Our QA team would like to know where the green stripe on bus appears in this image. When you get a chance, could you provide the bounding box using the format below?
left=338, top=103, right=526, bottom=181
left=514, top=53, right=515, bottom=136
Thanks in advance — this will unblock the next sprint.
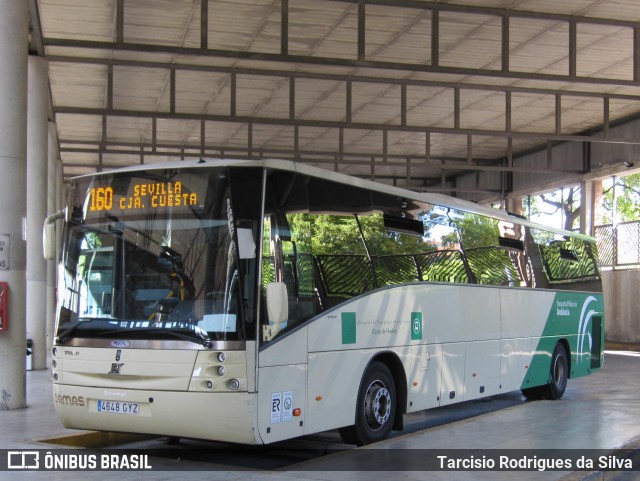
left=522, top=292, right=604, bottom=389
left=341, top=312, right=356, bottom=344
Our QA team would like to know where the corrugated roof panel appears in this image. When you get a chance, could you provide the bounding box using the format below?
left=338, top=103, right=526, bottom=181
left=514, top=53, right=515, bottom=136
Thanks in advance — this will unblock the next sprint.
left=559, top=96, right=605, bottom=134
left=155, top=118, right=202, bottom=145
left=288, top=0, right=357, bottom=59
left=49, top=63, right=108, bottom=109
left=365, top=5, right=431, bottom=64
left=387, top=131, right=429, bottom=157
left=113, top=66, right=171, bottom=112
left=510, top=93, right=556, bottom=134
left=406, top=86, right=455, bottom=129
left=508, top=18, right=568, bottom=74
left=576, top=24, right=633, bottom=79
left=105, top=116, right=153, bottom=144
left=351, top=83, right=402, bottom=125
left=56, top=113, right=103, bottom=142
left=460, top=90, right=506, bottom=131
left=252, top=124, right=294, bottom=150
left=236, top=74, right=290, bottom=118
left=40, top=0, right=116, bottom=42
left=204, top=121, right=250, bottom=148
left=438, top=12, right=502, bottom=70
left=175, top=70, right=231, bottom=115
left=294, top=79, right=346, bottom=122
left=208, top=0, right=281, bottom=53
left=124, top=0, right=200, bottom=47
left=298, top=126, right=340, bottom=152
left=343, top=129, right=383, bottom=155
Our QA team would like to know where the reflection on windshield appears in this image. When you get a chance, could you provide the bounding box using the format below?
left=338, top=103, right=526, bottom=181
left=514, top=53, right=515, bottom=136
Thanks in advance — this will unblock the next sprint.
left=57, top=169, right=246, bottom=343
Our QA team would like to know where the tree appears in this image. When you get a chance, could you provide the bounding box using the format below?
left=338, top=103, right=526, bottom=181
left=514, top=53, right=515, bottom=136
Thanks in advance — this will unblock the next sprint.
left=601, top=174, right=640, bottom=224
left=524, top=187, right=581, bottom=231
left=288, top=213, right=426, bottom=256
left=438, top=212, right=499, bottom=248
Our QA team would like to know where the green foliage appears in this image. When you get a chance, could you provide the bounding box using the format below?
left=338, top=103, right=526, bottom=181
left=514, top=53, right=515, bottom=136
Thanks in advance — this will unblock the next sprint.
left=288, top=213, right=426, bottom=255
left=85, top=232, right=103, bottom=249
left=602, top=174, right=640, bottom=223
left=440, top=212, right=499, bottom=248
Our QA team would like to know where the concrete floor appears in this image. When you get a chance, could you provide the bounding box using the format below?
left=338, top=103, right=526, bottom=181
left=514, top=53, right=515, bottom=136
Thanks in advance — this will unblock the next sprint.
left=1, top=351, right=639, bottom=480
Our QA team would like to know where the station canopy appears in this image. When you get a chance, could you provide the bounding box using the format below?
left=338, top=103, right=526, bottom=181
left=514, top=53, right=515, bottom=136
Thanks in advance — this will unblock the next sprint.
left=32, top=0, right=640, bottom=201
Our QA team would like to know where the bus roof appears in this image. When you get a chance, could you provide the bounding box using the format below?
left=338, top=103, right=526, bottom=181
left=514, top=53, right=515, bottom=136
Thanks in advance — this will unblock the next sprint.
left=73, top=157, right=595, bottom=242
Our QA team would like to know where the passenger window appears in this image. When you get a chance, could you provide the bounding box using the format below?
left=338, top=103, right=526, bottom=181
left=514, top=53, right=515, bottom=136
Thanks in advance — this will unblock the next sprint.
left=533, top=230, right=600, bottom=283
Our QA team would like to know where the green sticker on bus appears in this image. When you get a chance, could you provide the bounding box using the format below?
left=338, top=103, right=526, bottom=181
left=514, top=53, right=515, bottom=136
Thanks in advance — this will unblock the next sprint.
left=411, top=312, right=423, bottom=340
left=341, top=312, right=357, bottom=344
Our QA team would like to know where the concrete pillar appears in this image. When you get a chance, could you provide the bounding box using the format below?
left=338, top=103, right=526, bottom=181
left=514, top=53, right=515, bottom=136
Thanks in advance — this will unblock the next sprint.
left=580, top=180, right=595, bottom=236
left=0, top=0, right=29, bottom=409
left=593, top=180, right=605, bottom=227
left=26, top=56, right=49, bottom=371
left=505, top=196, right=523, bottom=216
left=56, top=161, right=64, bottom=262
left=46, top=122, right=58, bottom=356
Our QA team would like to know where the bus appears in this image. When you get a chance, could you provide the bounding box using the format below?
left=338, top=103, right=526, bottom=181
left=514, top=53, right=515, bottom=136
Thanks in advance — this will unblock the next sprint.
left=48, top=158, right=604, bottom=446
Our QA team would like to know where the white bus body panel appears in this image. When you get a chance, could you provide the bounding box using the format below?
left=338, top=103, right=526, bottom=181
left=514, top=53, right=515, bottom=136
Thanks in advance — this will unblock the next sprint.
left=257, top=365, right=307, bottom=443
left=53, top=384, right=261, bottom=445
left=259, top=327, right=307, bottom=367
left=500, top=289, right=556, bottom=340
left=464, top=340, right=501, bottom=401
left=57, top=348, right=198, bottom=390
left=440, top=342, right=466, bottom=405
left=407, top=343, right=442, bottom=411
left=305, top=347, right=411, bottom=435
left=500, top=337, right=533, bottom=392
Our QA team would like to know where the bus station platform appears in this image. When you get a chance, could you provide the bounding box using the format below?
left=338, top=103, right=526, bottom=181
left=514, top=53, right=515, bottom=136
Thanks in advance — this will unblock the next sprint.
left=1, top=350, right=640, bottom=481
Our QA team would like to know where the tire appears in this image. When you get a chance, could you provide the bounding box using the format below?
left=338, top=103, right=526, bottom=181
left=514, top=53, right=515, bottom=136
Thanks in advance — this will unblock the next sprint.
left=339, top=361, right=396, bottom=446
left=522, top=343, right=568, bottom=401
left=521, top=386, right=542, bottom=401
left=539, top=343, right=569, bottom=400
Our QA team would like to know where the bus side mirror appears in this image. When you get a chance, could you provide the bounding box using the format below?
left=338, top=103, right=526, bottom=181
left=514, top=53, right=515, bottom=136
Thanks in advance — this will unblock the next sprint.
left=263, top=282, right=288, bottom=341
left=43, top=210, right=65, bottom=261
left=43, top=223, right=56, bottom=261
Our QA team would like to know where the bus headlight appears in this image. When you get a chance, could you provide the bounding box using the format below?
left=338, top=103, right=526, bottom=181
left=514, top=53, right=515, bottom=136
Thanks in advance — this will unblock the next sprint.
left=228, top=379, right=240, bottom=391
left=217, top=366, right=225, bottom=376
left=217, top=352, right=225, bottom=363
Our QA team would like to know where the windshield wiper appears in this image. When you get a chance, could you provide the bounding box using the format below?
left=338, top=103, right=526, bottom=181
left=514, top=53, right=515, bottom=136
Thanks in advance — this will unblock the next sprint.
left=97, top=327, right=213, bottom=348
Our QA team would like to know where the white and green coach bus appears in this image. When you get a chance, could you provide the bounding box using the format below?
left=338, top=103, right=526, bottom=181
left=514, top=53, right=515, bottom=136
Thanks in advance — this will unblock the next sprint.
left=49, top=159, right=604, bottom=446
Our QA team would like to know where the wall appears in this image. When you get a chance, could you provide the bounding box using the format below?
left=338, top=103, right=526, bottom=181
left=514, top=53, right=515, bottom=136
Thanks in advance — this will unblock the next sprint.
left=602, top=270, right=640, bottom=346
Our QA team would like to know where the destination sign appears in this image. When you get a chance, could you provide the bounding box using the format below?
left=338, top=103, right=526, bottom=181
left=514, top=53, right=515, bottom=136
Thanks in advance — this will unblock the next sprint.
left=88, top=181, right=199, bottom=212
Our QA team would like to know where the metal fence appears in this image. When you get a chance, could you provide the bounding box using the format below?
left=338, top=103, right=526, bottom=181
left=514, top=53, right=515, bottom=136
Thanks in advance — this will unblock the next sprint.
left=594, top=221, right=640, bottom=268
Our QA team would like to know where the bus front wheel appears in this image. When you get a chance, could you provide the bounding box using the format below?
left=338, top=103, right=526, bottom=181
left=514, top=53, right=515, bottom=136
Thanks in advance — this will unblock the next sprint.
left=339, top=361, right=396, bottom=446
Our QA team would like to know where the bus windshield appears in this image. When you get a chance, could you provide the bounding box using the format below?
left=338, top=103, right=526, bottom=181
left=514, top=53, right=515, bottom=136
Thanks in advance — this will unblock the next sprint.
left=56, top=167, right=260, bottom=343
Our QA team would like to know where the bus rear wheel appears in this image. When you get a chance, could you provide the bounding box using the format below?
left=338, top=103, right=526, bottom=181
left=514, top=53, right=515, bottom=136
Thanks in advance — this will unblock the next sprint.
left=540, top=343, right=569, bottom=399
left=339, top=361, right=396, bottom=446
left=522, top=343, right=568, bottom=401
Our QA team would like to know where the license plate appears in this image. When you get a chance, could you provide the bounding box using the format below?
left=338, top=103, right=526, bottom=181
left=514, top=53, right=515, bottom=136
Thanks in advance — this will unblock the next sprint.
left=97, top=400, right=140, bottom=415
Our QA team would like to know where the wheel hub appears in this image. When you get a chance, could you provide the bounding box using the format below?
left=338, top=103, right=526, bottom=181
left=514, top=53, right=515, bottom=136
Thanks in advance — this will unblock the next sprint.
left=364, top=381, right=391, bottom=430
